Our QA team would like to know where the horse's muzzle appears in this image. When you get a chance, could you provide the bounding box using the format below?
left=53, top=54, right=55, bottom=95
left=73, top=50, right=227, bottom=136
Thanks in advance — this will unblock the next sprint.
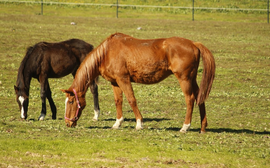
left=66, top=121, right=77, bottom=127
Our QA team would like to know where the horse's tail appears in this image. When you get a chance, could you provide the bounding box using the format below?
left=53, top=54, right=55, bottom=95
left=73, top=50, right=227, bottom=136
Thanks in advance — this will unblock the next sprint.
left=193, top=42, right=216, bottom=105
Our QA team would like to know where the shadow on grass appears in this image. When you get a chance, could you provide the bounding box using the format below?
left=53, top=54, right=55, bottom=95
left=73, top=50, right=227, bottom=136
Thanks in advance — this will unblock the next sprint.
left=103, top=117, right=170, bottom=122
left=86, top=126, right=112, bottom=129
left=49, top=116, right=268, bottom=135
left=166, top=127, right=270, bottom=135
left=207, top=128, right=270, bottom=135
left=84, top=125, right=270, bottom=135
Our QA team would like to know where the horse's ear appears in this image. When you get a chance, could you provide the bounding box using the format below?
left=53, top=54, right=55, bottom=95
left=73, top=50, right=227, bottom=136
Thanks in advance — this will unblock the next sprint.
left=61, top=89, right=70, bottom=93
left=61, top=89, right=74, bottom=96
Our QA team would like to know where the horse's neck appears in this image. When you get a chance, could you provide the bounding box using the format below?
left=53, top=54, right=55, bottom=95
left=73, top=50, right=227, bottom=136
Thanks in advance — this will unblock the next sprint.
left=17, top=68, right=32, bottom=96
left=70, top=38, right=106, bottom=95
left=71, top=73, right=99, bottom=96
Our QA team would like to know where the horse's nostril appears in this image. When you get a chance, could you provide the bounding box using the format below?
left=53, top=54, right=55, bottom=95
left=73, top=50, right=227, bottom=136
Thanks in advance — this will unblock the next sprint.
left=71, top=122, right=77, bottom=128
left=66, top=123, right=70, bottom=127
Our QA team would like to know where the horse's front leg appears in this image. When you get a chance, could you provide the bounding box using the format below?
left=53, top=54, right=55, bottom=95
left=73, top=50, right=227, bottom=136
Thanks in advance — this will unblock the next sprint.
left=116, top=79, right=143, bottom=130
left=111, top=83, right=124, bottom=129
left=89, top=79, right=100, bottom=121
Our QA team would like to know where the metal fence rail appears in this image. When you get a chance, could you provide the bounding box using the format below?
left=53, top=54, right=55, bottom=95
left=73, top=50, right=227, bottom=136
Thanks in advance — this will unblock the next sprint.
left=1, top=0, right=269, bottom=23
left=1, top=0, right=268, bottom=11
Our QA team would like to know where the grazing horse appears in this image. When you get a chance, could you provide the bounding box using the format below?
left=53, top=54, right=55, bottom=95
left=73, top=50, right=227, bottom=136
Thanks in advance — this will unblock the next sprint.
left=62, top=33, right=215, bottom=133
left=14, top=39, right=100, bottom=121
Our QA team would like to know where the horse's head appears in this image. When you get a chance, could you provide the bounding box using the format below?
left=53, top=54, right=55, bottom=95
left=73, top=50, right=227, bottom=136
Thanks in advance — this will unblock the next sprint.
left=62, top=89, right=86, bottom=127
left=14, top=86, right=29, bottom=119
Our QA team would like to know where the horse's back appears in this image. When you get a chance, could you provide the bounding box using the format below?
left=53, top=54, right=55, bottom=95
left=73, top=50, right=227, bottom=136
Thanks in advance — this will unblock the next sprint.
left=103, top=34, right=200, bottom=84
left=103, top=35, right=172, bottom=84
left=62, top=39, right=94, bottom=59
left=24, top=39, right=93, bottom=78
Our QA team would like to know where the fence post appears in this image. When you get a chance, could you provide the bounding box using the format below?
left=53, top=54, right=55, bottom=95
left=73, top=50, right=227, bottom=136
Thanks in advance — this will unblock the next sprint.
left=267, top=0, right=269, bottom=24
left=41, top=0, right=43, bottom=15
left=116, top=0, right=119, bottom=18
left=192, top=0, right=194, bottom=21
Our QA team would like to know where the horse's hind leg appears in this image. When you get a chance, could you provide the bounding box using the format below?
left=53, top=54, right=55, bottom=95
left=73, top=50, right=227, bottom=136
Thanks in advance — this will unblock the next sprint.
left=193, top=81, right=208, bottom=133
left=198, top=102, right=207, bottom=133
left=176, top=77, right=196, bottom=133
left=38, top=75, right=56, bottom=120
left=89, top=80, right=100, bottom=121
left=193, top=80, right=207, bottom=133
left=38, top=74, right=47, bottom=120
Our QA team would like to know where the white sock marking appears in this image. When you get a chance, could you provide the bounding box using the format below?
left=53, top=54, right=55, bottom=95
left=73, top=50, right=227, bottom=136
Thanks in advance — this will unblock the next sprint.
left=92, top=109, right=100, bottom=121
left=18, top=96, right=25, bottom=119
left=180, top=123, right=191, bottom=133
left=136, top=119, right=143, bottom=130
left=39, top=116, right=44, bottom=121
left=112, top=117, right=124, bottom=129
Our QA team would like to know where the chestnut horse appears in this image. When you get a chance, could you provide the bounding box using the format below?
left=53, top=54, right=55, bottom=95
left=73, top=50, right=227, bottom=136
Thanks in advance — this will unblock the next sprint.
left=62, top=33, right=215, bottom=133
left=14, top=39, right=100, bottom=121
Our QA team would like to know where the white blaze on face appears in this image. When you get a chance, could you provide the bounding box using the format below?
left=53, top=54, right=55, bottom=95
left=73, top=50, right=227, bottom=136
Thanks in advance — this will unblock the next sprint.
left=65, top=97, right=68, bottom=117
left=18, top=96, right=25, bottom=119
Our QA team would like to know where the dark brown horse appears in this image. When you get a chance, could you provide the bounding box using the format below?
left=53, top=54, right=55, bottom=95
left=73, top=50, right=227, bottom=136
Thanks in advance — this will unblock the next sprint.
left=62, top=33, right=215, bottom=133
left=14, top=39, right=100, bottom=121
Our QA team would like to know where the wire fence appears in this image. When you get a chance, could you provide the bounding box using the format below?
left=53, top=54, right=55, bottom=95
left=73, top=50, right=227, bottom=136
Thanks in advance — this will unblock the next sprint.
left=1, top=0, right=269, bottom=23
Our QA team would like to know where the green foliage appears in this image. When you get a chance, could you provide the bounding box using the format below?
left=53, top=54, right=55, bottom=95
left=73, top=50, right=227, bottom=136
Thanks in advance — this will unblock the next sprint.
left=0, top=2, right=270, bottom=168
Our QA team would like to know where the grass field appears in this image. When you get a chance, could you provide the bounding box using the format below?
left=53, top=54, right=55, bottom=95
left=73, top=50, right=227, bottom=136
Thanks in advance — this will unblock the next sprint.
left=1, top=0, right=269, bottom=22
left=0, top=2, right=270, bottom=168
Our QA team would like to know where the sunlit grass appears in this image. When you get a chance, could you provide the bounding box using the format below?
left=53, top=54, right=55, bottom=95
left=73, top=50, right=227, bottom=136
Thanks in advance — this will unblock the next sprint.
left=0, top=1, right=270, bottom=167
left=0, top=1, right=268, bottom=22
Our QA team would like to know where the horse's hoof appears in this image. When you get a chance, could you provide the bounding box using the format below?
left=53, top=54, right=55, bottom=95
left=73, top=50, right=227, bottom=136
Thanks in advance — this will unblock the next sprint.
left=38, top=115, right=45, bottom=121
left=93, top=110, right=100, bottom=121
left=180, top=123, right=190, bottom=133
left=200, top=130, right=206, bottom=134
left=112, top=117, right=124, bottom=129
left=112, top=126, right=119, bottom=129
left=179, top=129, right=187, bottom=133
left=38, top=117, right=44, bottom=121
left=135, top=119, right=143, bottom=130
left=92, top=115, right=99, bottom=121
left=135, top=126, right=143, bottom=130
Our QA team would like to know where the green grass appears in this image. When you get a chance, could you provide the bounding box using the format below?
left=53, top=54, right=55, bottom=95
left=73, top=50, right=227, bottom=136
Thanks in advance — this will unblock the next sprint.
left=0, top=2, right=270, bottom=168
left=1, top=0, right=269, bottom=22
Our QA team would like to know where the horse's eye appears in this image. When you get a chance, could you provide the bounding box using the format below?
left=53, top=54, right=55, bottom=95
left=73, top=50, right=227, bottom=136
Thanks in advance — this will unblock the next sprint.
left=69, top=101, right=73, bottom=104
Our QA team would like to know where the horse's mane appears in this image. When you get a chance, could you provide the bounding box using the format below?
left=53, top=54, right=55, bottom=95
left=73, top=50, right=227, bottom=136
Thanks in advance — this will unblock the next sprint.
left=72, top=35, right=112, bottom=93
left=16, top=45, right=36, bottom=90
left=71, top=33, right=132, bottom=93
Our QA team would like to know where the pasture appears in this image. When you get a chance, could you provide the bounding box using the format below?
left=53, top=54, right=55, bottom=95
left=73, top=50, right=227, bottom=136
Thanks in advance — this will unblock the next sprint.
left=0, top=2, right=270, bottom=168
